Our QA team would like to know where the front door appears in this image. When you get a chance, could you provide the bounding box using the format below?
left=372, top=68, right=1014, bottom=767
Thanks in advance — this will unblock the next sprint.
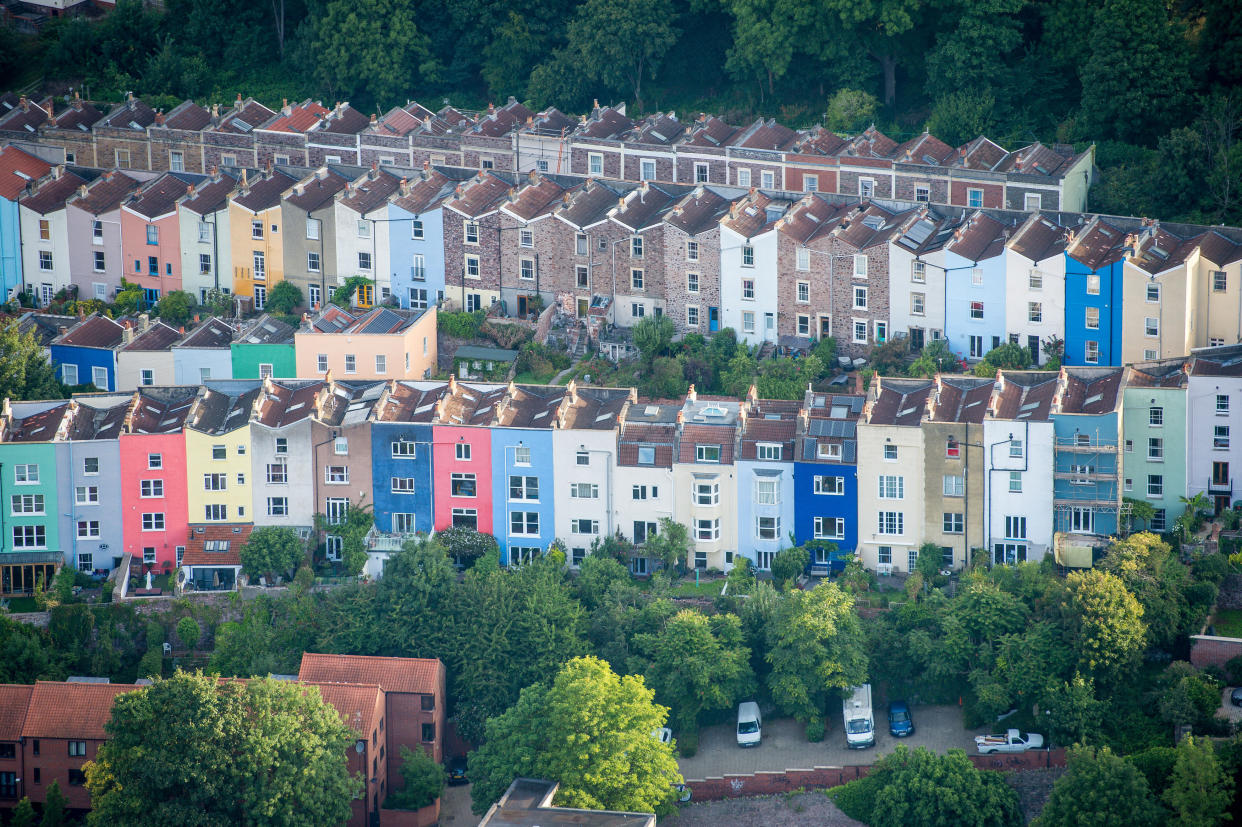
left=1028, top=335, right=1041, bottom=365
left=577, top=298, right=588, bottom=318
left=709, top=307, right=719, bottom=332
left=909, top=327, right=924, bottom=350
left=820, top=316, right=832, bottom=339
left=517, top=295, right=528, bottom=316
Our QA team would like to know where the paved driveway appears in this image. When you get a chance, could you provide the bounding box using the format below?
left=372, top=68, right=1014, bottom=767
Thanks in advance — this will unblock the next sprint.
left=439, top=783, right=478, bottom=826
left=678, top=704, right=988, bottom=780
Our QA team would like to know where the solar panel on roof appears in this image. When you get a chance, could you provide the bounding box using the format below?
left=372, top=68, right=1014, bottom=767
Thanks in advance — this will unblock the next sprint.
left=360, top=308, right=402, bottom=334
left=906, top=220, right=935, bottom=245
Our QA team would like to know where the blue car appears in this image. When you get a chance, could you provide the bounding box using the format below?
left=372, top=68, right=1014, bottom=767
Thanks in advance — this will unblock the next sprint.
left=888, top=701, right=914, bottom=737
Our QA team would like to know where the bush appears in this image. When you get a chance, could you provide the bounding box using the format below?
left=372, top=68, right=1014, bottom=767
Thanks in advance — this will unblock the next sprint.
left=804, top=716, right=826, bottom=742
left=678, top=728, right=699, bottom=757
left=1128, top=746, right=1178, bottom=792
left=439, top=310, right=486, bottom=339
left=480, top=321, right=532, bottom=349
left=1226, top=655, right=1242, bottom=686
left=770, top=546, right=810, bottom=591
left=176, top=617, right=200, bottom=650
left=384, top=746, right=445, bottom=811
left=102, top=581, right=113, bottom=603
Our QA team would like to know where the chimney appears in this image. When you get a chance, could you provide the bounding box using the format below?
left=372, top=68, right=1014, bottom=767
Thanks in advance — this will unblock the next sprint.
left=211, top=103, right=219, bottom=119
left=370, top=112, right=377, bottom=124
left=139, top=312, right=150, bottom=333
left=155, top=111, right=164, bottom=125
left=236, top=93, right=243, bottom=105
left=593, top=99, right=600, bottom=111
left=18, top=95, right=27, bottom=111
left=687, top=384, right=697, bottom=403
left=77, top=184, right=87, bottom=198
left=422, top=159, right=430, bottom=172
left=240, top=169, right=248, bottom=191
left=488, top=102, right=495, bottom=113
left=122, top=322, right=135, bottom=345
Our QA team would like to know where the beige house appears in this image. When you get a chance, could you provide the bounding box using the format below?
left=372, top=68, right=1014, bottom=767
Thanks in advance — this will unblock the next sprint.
left=294, top=304, right=437, bottom=381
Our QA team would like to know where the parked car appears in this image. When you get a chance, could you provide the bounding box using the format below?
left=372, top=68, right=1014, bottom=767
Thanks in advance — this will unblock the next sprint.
left=446, top=755, right=468, bottom=786
left=1231, top=687, right=1242, bottom=707
left=888, top=701, right=915, bottom=737
left=975, top=729, right=1044, bottom=754
left=736, top=701, right=762, bottom=747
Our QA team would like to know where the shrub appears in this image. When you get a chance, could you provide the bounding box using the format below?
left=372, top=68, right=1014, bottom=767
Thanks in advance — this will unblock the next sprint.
left=804, top=716, right=826, bottom=742
left=384, top=746, right=445, bottom=811
left=480, top=321, right=532, bottom=349
left=439, top=310, right=486, bottom=339
left=678, top=728, right=699, bottom=757
left=1127, top=746, right=1179, bottom=792
left=176, top=617, right=200, bottom=650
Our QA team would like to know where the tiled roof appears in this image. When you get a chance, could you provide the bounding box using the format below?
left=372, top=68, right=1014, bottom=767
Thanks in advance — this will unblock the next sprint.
left=833, top=204, right=907, bottom=251
left=180, top=171, right=240, bottom=216
left=68, top=170, right=141, bottom=215
left=777, top=194, right=850, bottom=244
left=501, top=174, right=572, bottom=222
left=187, top=385, right=263, bottom=434
left=681, top=115, right=738, bottom=148
left=0, top=144, right=52, bottom=201
left=558, top=384, right=632, bottom=430
left=298, top=652, right=442, bottom=695
left=338, top=168, right=402, bottom=216
left=214, top=98, right=277, bottom=135
left=66, top=398, right=128, bottom=440
left=665, top=186, right=730, bottom=236
left=435, top=380, right=508, bottom=426
left=1124, top=360, right=1187, bottom=390
left=677, top=423, right=737, bottom=464
left=839, top=126, right=898, bottom=159
left=0, top=97, right=50, bottom=133
left=303, top=306, right=428, bottom=336
left=989, top=371, right=1059, bottom=420
left=125, top=387, right=198, bottom=434
left=996, top=142, right=1075, bottom=177
left=18, top=311, right=77, bottom=346
left=20, top=169, right=89, bottom=214
left=952, top=136, right=1008, bottom=170
left=181, top=523, right=254, bottom=567
left=629, top=112, right=682, bottom=145
left=1128, top=227, right=1198, bottom=274
left=524, top=107, right=577, bottom=136
left=1008, top=214, right=1071, bottom=262
left=311, top=103, right=370, bottom=135
left=894, top=132, right=956, bottom=166
left=176, top=317, right=238, bottom=349
left=55, top=313, right=125, bottom=348
left=285, top=168, right=350, bottom=212
left=927, top=375, right=994, bottom=424
left=3, top=402, right=73, bottom=443
left=51, top=101, right=104, bottom=131
left=232, top=169, right=297, bottom=213
left=1196, top=230, right=1242, bottom=267
left=307, top=682, right=383, bottom=736
left=236, top=314, right=295, bottom=345
left=392, top=167, right=474, bottom=214
left=253, top=379, right=324, bottom=427
left=946, top=211, right=1009, bottom=262
left=721, top=190, right=777, bottom=237
left=0, top=684, right=32, bottom=740
left=445, top=171, right=514, bottom=218
left=617, top=420, right=676, bottom=467
left=609, top=182, right=679, bottom=231
left=99, top=98, right=156, bottom=130
left=555, top=179, right=624, bottom=229
left=121, top=320, right=182, bottom=352
left=494, top=384, right=566, bottom=428
left=21, top=681, right=142, bottom=740
left=1189, top=344, right=1242, bottom=377
left=1067, top=218, right=1130, bottom=270
left=1056, top=367, right=1123, bottom=414
left=125, top=172, right=206, bottom=219
left=471, top=99, right=534, bottom=138
left=161, top=100, right=212, bottom=131
left=575, top=105, right=634, bottom=140
left=738, top=400, right=799, bottom=460
left=262, top=99, right=330, bottom=133
left=867, top=377, right=933, bottom=426
left=373, top=380, right=448, bottom=422
left=794, top=126, right=847, bottom=156
left=731, top=118, right=797, bottom=151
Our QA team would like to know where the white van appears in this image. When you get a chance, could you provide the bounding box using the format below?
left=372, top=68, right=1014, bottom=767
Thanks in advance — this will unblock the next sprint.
left=736, top=701, right=762, bottom=747
left=843, top=685, right=875, bottom=749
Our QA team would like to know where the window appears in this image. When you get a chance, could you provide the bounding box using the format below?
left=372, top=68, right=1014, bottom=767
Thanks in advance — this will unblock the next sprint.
left=1028, top=301, right=1042, bottom=323
left=1219, top=394, right=1230, bottom=414
left=517, top=228, right=533, bottom=249
left=325, top=465, right=349, bottom=484
left=878, top=546, right=892, bottom=565
left=1009, top=471, right=1023, bottom=492
left=450, top=473, right=476, bottom=497
left=756, top=443, right=782, bottom=461
left=1144, top=349, right=1159, bottom=360
left=696, top=445, right=721, bottom=463
left=80, top=456, right=99, bottom=476
left=1214, top=271, right=1227, bottom=292
left=93, top=250, right=106, bottom=272
left=695, top=480, right=720, bottom=505
left=266, top=462, right=287, bottom=484
left=943, top=474, right=964, bottom=496
left=761, top=170, right=775, bottom=189
left=813, top=516, right=845, bottom=540
left=510, top=511, right=539, bottom=535
left=139, top=368, right=154, bottom=386
left=796, top=248, right=811, bottom=271
left=373, top=353, right=387, bottom=375
left=204, top=473, right=227, bottom=491
left=588, top=153, right=603, bottom=175
left=1145, top=317, right=1159, bottom=337
left=797, top=315, right=810, bottom=335
left=640, top=159, right=656, bottom=181
left=148, top=453, right=162, bottom=469
left=572, top=519, right=600, bottom=535
left=943, top=512, right=964, bottom=534
left=142, top=513, right=165, bottom=531
left=859, top=178, right=875, bottom=198
left=967, top=188, right=983, bottom=208
left=1085, top=341, right=1099, bottom=364
left=854, top=286, right=868, bottom=310
left=1152, top=509, right=1167, bottom=532
left=38, top=250, right=52, bottom=271
left=12, top=493, right=45, bottom=513
left=1028, top=269, right=1043, bottom=289
left=907, top=291, right=925, bottom=316
left=140, top=479, right=163, bottom=498
left=455, top=442, right=472, bottom=461
left=509, top=475, right=539, bottom=500
left=14, top=464, right=38, bottom=484
left=74, top=486, right=96, bottom=505
left=344, top=354, right=356, bottom=373
left=695, top=162, right=709, bottom=183
left=92, top=365, right=108, bottom=387
left=878, top=475, right=904, bottom=499
left=267, top=497, right=288, bottom=516
left=77, top=520, right=102, bottom=541
left=571, top=483, right=599, bottom=499
left=61, top=364, right=77, bottom=385
left=421, top=722, right=436, bottom=743
left=317, top=353, right=328, bottom=373
left=68, top=740, right=88, bottom=758
left=686, top=305, right=700, bottom=327
left=464, top=254, right=480, bottom=278
left=1148, top=437, right=1164, bottom=460
left=970, top=301, right=984, bottom=320
left=1146, top=283, right=1160, bottom=303
left=754, top=479, right=778, bottom=505
left=879, top=444, right=896, bottom=462
left=305, top=251, right=321, bottom=273
left=637, top=446, right=655, bottom=465
left=878, top=512, right=904, bottom=535
left=756, top=516, right=779, bottom=540
left=464, top=221, right=479, bottom=244
left=249, top=219, right=263, bottom=240
left=252, top=250, right=265, bottom=281
left=1215, top=426, right=1230, bottom=449
left=695, top=518, right=720, bottom=541
left=1005, top=516, right=1027, bottom=539
left=253, top=285, right=266, bottom=310
left=1148, top=474, right=1163, bottom=497
left=853, top=320, right=868, bottom=343
left=357, top=251, right=372, bottom=271
left=1086, top=275, right=1100, bottom=295
left=12, top=525, right=45, bottom=548
left=809, top=474, right=843, bottom=495
left=630, top=236, right=644, bottom=258
left=630, top=268, right=644, bottom=290
left=1009, top=439, right=1024, bottom=458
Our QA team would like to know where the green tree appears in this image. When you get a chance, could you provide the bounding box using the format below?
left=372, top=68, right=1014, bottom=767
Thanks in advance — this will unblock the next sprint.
left=908, top=339, right=960, bottom=378
left=723, top=0, right=808, bottom=100
left=1035, top=745, right=1161, bottom=827
left=330, top=275, right=376, bottom=309
left=154, top=290, right=194, bottom=326
left=973, top=342, right=1032, bottom=377
left=40, top=780, right=68, bottom=827
left=312, top=0, right=438, bottom=108
left=263, top=280, right=303, bottom=316
left=0, top=320, right=65, bottom=401
left=926, top=90, right=998, bottom=148
left=314, top=500, right=373, bottom=576
left=1163, top=735, right=1233, bottom=827
left=924, top=0, right=1024, bottom=102
left=385, top=746, right=445, bottom=810
left=575, top=554, right=632, bottom=611
left=770, top=545, right=809, bottom=590
left=629, top=610, right=755, bottom=733
left=824, top=88, right=879, bottom=133
left=240, top=526, right=305, bottom=581
left=725, top=556, right=756, bottom=595
left=11, top=797, right=36, bottom=827
left=435, top=525, right=499, bottom=569
left=1065, top=569, right=1145, bottom=687
left=468, top=656, right=682, bottom=815
left=916, top=542, right=944, bottom=584
left=632, top=314, right=675, bottom=366
left=766, top=580, right=867, bottom=731
left=175, top=616, right=200, bottom=650
left=820, top=0, right=927, bottom=107
left=1044, top=674, right=1105, bottom=747
left=113, top=280, right=146, bottom=315
left=645, top=518, right=692, bottom=572
left=85, top=672, right=361, bottom=826
left=561, top=0, right=678, bottom=112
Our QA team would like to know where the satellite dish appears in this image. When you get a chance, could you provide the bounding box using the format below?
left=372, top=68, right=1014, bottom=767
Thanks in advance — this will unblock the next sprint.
left=355, top=740, right=365, bottom=754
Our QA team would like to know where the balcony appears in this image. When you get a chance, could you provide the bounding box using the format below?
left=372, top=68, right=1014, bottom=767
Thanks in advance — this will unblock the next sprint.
left=1209, top=478, right=1233, bottom=495
left=1054, top=470, right=1116, bottom=482
left=1055, top=437, right=1118, bottom=453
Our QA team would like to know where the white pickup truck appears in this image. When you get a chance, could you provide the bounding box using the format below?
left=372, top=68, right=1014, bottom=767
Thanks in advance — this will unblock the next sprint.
left=975, top=729, right=1044, bottom=754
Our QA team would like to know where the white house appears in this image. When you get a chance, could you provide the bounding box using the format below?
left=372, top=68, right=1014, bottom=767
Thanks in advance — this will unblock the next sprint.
left=719, top=190, right=783, bottom=345
left=888, top=212, right=952, bottom=351
left=984, top=371, right=1057, bottom=563
left=178, top=171, right=237, bottom=306
left=1003, top=213, right=1068, bottom=366
left=20, top=167, right=83, bottom=304
left=1187, top=345, right=1242, bottom=512
left=613, top=402, right=679, bottom=575
left=334, top=168, right=402, bottom=304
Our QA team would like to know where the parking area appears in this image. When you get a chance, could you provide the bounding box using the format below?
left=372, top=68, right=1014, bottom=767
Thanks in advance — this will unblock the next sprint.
left=1221, top=687, right=1242, bottom=723
left=439, top=783, right=477, bottom=826
left=677, top=704, right=989, bottom=780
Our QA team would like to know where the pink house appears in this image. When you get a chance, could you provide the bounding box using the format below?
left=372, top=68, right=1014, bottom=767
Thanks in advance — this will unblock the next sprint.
left=118, top=389, right=195, bottom=571
left=430, top=379, right=500, bottom=534
left=119, top=172, right=204, bottom=303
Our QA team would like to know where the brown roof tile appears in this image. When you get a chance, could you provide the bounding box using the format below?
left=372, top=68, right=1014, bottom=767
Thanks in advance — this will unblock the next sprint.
left=21, top=681, right=142, bottom=740
left=988, top=370, right=1059, bottom=420
left=1067, top=218, right=1130, bottom=271
left=777, top=194, right=850, bottom=244
left=125, top=387, right=198, bottom=434
left=680, top=115, right=739, bottom=148
left=285, top=168, right=350, bottom=213
left=575, top=105, right=635, bottom=140
left=51, top=101, right=104, bottom=131
left=299, top=653, right=442, bottom=695
left=555, top=179, right=624, bottom=229
left=731, top=118, right=797, bottom=151
left=629, top=112, right=682, bottom=145
left=501, top=174, right=573, bottom=222
left=893, top=132, right=956, bottom=166
left=927, top=375, right=994, bottom=423
left=55, top=314, right=125, bottom=348
left=68, top=171, right=141, bottom=215
left=839, top=126, right=897, bottom=158
left=952, top=136, right=1008, bottom=170
left=214, top=98, right=277, bottom=135
left=180, top=171, right=240, bottom=216
left=1123, top=360, right=1187, bottom=389
left=99, top=98, right=156, bottom=130
left=471, top=99, right=534, bottom=138
left=233, top=169, right=297, bottom=213
left=161, top=100, right=212, bottom=131
left=0, top=97, right=50, bottom=133
left=1008, top=214, right=1071, bottom=261
left=339, top=168, right=402, bottom=215
left=253, top=379, right=324, bottom=427
left=20, top=169, right=89, bottom=215
left=721, top=190, right=777, bottom=237
left=946, top=212, right=1009, bottom=262
left=524, top=106, right=577, bottom=136
left=181, top=523, right=254, bottom=567
left=495, top=384, right=566, bottom=428
left=311, top=103, right=370, bottom=135
left=1056, top=367, right=1123, bottom=414
left=609, top=182, right=678, bottom=231
left=1196, top=230, right=1242, bottom=267
left=373, top=381, right=448, bottom=422
left=445, top=171, right=514, bottom=218
left=121, top=320, right=182, bottom=352
left=866, top=377, right=933, bottom=426
left=307, top=682, right=382, bottom=736
left=176, top=317, right=238, bottom=349
left=1189, top=344, right=1242, bottom=377
left=0, top=684, right=31, bottom=740
left=125, top=172, right=206, bottom=220
left=617, top=420, right=676, bottom=467
left=435, top=380, right=508, bottom=426
left=677, top=423, right=737, bottom=464
left=0, top=145, right=52, bottom=201
left=263, top=99, right=330, bottom=133
left=664, top=186, right=730, bottom=236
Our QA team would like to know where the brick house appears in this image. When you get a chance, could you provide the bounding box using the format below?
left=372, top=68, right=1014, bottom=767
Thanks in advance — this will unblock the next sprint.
left=661, top=185, right=729, bottom=335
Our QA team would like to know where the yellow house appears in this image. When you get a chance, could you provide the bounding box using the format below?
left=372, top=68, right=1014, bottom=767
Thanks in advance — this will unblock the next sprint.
left=295, top=304, right=439, bottom=381
left=229, top=169, right=297, bottom=312
left=184, top=385, right=263, bottom=525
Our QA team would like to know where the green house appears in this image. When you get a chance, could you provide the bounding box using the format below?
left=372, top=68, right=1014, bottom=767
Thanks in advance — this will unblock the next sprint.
left=230, top=314, right=297, bottom=379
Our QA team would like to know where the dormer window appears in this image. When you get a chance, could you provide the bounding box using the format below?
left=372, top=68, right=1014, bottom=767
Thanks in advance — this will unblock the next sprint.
left=756, top=442, right=781, bottom=460
left=696, top=445, right=721, bottom=463
left=818, top=443, right=842, bottom=460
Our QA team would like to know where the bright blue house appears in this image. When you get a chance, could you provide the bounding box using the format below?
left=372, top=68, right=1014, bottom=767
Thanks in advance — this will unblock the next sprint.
left=793, top=393, right=862, bottom=568
left=49, top=314, right=125, bottom=391
left=488, top=386, right=562, bottom=565
left=371, top=420, right=435, bottom=536
left=944, top=212, right=1008, bottom=362
left=1064, top=218, right=1127, bottom=366
left=0, top=146, right=52, bottom=300
left=389, top=169, right=464, bottom=312
left=1050, top=367, right=1124, bottom=538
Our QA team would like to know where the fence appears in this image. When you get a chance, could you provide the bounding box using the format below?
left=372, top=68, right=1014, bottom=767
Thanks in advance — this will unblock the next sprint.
left=682, top=749, right=1066, bottom=802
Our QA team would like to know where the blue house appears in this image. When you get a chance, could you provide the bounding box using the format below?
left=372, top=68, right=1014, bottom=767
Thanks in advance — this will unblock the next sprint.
left=1050, top=367, right=1124, bottom=538
left=735, top=396, right=799, bottom=568
left=369, top=381, right=444, bottom=536
left=389, top=169, right=466, bottom=312
left=488, top=385, right=563, bottom=565
left=943, top=212, right=1008, bottom=362
left=1064, top=218, right=1127, bottom=366
left=0, top=146, right=52, bottom=301
left=49, top=314, right=126, bottom=391
left=793, top=392, right=862, bottom=567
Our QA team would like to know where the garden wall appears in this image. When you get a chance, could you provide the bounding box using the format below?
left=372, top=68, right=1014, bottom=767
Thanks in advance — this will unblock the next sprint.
left=378, top=800, right=439, bottom=827
left=1190, top=634, right=1242, bottom=669
left=682, top=749, right=1067, bottom=802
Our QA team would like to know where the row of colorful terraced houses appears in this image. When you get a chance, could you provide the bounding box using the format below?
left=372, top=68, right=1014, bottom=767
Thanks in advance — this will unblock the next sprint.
left=3, top=139, right=1242, bottom=367
left=2, top=345, right=1241, bottom=594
